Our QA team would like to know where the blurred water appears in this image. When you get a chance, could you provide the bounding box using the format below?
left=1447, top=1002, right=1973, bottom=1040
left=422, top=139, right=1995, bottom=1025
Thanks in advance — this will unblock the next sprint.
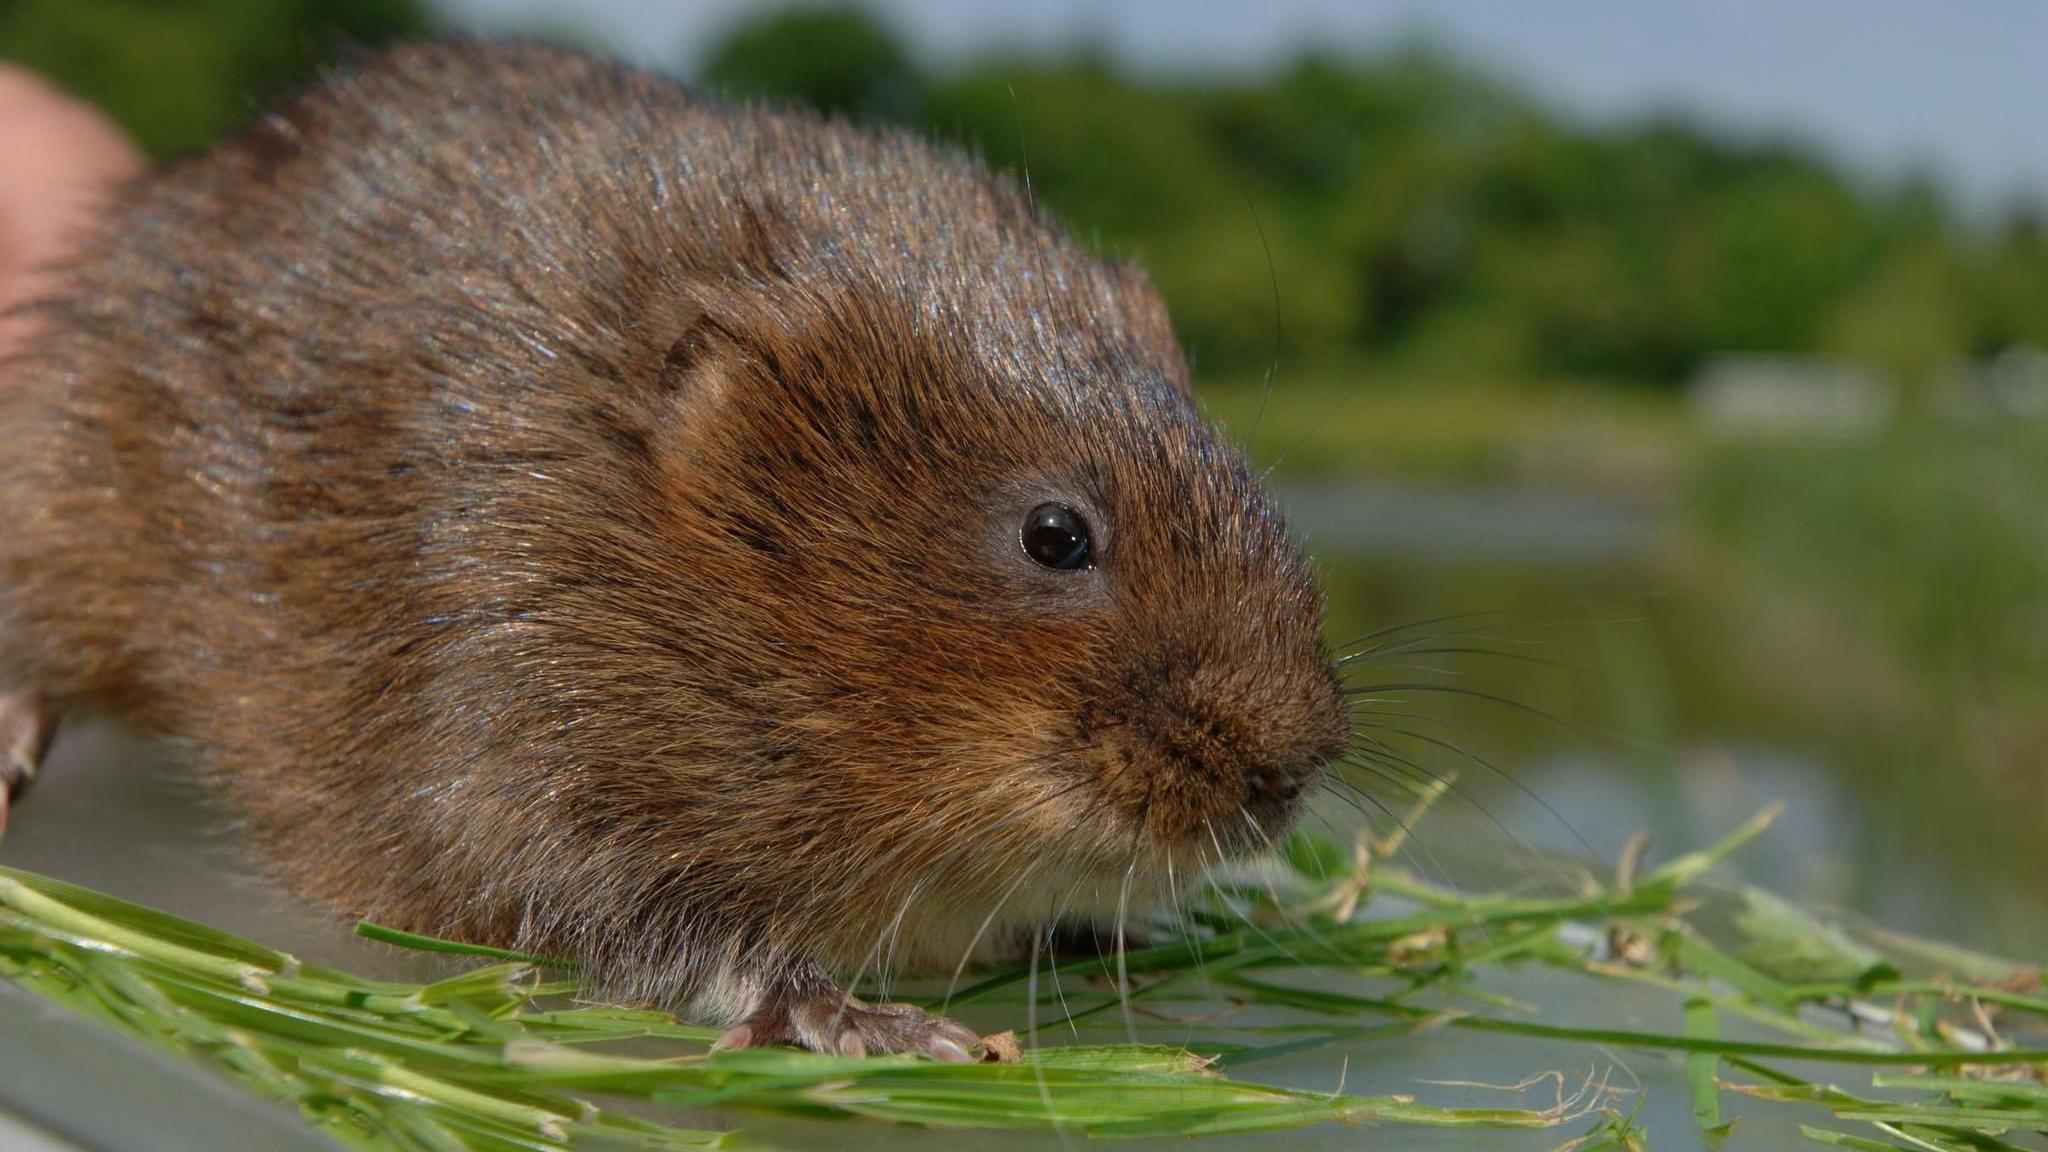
left=1301, top=480, right=2046, bottom=960
left=1282, top=481, right=1659, bottom=564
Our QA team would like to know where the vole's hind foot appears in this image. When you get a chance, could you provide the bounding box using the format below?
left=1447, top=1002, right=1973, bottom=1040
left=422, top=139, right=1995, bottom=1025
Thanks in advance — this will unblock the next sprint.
left=716, top=987, right=990, bottom=1062
left=0, top=692, right=58, bottom=839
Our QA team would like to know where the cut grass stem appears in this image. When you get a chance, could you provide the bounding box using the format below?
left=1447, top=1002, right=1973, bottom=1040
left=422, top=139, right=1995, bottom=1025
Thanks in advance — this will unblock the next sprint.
left=1, top=804, right=2043, bottom=1150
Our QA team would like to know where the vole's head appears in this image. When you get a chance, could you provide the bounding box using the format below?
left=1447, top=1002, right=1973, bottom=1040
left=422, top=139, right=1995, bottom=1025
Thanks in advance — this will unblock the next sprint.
left=635, top=191, right=1349, bottom=928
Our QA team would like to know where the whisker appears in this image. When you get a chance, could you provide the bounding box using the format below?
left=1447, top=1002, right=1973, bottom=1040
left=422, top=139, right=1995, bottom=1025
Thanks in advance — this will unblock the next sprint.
left=1160, top=842, right=1216, bottom=997
left=1322, top=766, right=1418, bottom=833
left=1332, top=605, right=1651, bottom=668
left=1339, top=643, right=1579, bottom=673
left=1022, top=917, right=1070, bottom=1145
left=1242, top=187, right=1284, bottom=456
left=940, top=864, right=1042, bottom=1009
left=1360, top=722, right=1598, bottom=861
left=1111, top=787, right=1151, bottom=1050
left=1338, top=627, right=1547, bottom=665
left=1323, top=762, right=1477, bottom=937
left=1197, top=815, right=1312, bottom=965
left=1349, top=706, right=1485, bottom=734
left=1231, top=803, right=1367, bottom=968
left=1328, top=608, right=1528, bottom=655
left=1339, top=680, right=1583, bottom=734
left=1340, top=747, right=1525, bottom=853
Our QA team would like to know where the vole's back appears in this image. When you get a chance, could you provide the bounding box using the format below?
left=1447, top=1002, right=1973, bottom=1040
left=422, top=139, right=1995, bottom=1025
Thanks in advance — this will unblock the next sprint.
left=0, top=41, right=1141, bottom=756
left=3, top=34, right=1188, bottom=953
left=0, top=43, right=1344, bottom=1045
left=1, top=47, right=699, bottom=789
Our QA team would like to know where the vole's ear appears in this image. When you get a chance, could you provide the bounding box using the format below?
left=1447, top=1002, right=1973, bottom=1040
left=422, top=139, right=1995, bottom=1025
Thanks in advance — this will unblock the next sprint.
left=655, top=309, right=725, bottom=396
left=1116, top=262, right=1191, bottom=397
left=635, top=300, right=749, bottom=425
left=645, top=199, right=794, bottom=401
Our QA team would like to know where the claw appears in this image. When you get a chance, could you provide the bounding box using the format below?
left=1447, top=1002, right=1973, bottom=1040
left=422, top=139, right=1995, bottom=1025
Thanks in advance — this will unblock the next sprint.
left=0, top=691, right=56, bottom=842
left=727, top=984, right=989, bottom=1061
left=935, top=1019, right=981, bottom=1050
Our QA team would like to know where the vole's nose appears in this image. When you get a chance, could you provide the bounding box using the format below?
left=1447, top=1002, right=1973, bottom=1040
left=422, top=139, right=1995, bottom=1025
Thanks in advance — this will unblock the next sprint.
left=1246, top=763, right=1313, bottom=805
left=1246, top=675, right=1349, bottom=810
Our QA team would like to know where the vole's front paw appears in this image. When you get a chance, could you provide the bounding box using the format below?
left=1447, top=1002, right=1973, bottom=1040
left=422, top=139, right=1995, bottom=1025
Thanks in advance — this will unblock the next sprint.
left=716, top=988, right=986, bottom=1062
left=0, top=692, right=57, bottom=839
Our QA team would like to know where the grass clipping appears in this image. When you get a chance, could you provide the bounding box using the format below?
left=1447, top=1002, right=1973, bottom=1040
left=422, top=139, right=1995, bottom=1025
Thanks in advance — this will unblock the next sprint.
left=1, top=801, right=2044, bottom=1150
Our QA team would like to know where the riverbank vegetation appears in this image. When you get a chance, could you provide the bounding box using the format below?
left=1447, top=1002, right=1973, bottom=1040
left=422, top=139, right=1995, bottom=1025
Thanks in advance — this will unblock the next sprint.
left=8, top=2, right=2048, bottom=389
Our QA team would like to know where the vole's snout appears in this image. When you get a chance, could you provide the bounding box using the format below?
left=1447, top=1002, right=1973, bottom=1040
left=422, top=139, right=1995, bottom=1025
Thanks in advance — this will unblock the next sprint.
left=1244, top=667, right=1351, bottom=821
left=1099, top=640, right=1351, bottom=858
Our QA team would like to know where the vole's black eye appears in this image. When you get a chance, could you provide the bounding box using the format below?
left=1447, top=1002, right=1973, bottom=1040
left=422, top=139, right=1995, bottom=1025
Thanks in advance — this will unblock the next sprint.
left=1021, top=503, right=1092, bottom=571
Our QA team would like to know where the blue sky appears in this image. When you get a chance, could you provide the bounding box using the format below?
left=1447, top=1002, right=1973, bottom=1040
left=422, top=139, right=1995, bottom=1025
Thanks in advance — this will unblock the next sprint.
left=434, top=0, right=2048, bottom=212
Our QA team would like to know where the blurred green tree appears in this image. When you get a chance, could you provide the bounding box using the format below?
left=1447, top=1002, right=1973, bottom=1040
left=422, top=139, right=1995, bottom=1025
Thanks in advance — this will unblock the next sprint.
left=1970, top=212, right=2048, bottom=352
left=0, top=0, right=429, bottom=159
left=697, top=5, right=919, bottom=122
left=1825, top=241, right=1971, bottom=393
left=13, top=1, right=2047, bottom=387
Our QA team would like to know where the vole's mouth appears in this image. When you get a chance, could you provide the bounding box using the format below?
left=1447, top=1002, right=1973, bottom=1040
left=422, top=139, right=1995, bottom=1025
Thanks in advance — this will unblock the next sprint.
left=1071, top=641, right=1351, bottom=867
left=1111, top=753, right=1330, bottom=866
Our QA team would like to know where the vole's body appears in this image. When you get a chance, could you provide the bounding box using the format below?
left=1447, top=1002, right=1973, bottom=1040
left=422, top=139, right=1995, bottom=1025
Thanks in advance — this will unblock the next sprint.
left=0, top=43, right=1348, bottom=1055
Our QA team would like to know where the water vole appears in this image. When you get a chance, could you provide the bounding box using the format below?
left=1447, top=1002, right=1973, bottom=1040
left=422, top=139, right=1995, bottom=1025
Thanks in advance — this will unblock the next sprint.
left=0, top=41, right=1350, bottom=1058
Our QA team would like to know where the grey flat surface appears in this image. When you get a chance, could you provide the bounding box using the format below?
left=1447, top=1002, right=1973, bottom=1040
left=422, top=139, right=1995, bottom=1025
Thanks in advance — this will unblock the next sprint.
left=0, top=726, right=404, bottom=1152
left=0, top=1107, right=83, bottom=1152
left=0, top=977, right=342, bottom=1152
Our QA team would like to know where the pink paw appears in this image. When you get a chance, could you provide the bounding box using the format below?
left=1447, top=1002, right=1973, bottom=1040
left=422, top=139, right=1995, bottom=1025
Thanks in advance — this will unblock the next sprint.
left=715, top=990, right=987, bottom=1062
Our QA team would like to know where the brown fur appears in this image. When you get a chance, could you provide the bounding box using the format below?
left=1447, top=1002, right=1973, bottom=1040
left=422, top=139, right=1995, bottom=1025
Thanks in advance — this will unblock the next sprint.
left=0, top=42, right=1347, bottom=1043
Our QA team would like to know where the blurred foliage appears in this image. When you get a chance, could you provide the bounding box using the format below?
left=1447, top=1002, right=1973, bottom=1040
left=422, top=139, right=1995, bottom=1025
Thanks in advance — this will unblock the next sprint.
left=1674, top=420, right=2048, bottom=948
left=699, top=6, right=919, bottom=123
left=0, top=0, right=427, bottom=157
left=1690, top=422, right=2048, bottom=781
left=691, top=6, right=2048, bottom=384
left=11, top=1, right=2048, bottom=386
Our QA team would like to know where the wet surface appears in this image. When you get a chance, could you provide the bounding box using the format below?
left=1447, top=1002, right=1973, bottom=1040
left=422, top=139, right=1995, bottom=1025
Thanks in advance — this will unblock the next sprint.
left=1282, top=481, right=1661, bottom=563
